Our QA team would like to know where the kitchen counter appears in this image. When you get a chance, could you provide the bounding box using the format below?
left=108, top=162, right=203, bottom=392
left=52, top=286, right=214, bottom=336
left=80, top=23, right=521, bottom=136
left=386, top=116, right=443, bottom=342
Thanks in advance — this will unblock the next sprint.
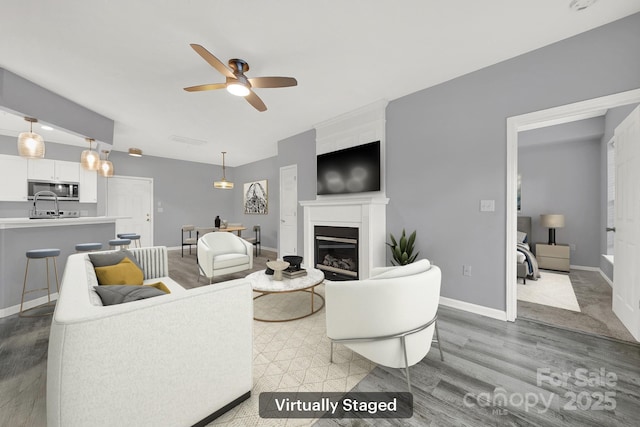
left=0, top=216, right=125, bottom=229
left=0, top=217, right=122, bottom=316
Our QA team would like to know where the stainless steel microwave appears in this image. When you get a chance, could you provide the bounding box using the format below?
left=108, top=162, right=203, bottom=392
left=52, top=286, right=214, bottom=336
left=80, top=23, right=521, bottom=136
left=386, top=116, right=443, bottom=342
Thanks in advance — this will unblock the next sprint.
left=27, top=180, right=79, bottom=201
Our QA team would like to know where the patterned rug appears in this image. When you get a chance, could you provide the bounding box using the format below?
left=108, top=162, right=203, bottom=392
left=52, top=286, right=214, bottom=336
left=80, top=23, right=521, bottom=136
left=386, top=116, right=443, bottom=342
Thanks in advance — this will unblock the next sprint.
left=209, top=285, right=376, bottom=426
left=518, top=271, right=581, bottom=312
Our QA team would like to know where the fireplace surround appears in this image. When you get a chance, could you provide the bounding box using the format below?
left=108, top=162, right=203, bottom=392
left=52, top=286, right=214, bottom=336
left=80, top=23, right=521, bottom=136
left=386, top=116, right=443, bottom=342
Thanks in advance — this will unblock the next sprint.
left=301, top=197, right=389, bottom=280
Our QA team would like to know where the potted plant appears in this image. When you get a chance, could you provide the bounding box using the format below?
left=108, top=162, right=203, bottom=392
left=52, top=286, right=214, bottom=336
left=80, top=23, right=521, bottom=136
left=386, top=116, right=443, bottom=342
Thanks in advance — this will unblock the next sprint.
left=387, top=229, right=419, bottom=265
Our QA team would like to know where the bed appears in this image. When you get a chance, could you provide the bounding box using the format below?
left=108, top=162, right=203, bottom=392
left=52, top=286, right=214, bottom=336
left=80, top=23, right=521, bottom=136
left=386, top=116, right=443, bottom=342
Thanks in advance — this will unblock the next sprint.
left=517, top=216, right=540, bottom=283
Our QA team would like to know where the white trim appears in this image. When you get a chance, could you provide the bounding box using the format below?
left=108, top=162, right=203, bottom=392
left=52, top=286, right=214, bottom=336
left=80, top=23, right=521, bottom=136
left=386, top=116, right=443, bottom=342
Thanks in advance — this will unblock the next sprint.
left=599, top=269, right=614, bottom=288
left=167, top=245, right=278, bottom=253
left=439, top=296, right=507, bottom=321
left=506, top=88, right=640, bottom=322
left=0, top=293, right=59, bottom=318
left=0, top=216, right=123, bottom=230
left=570, top=265, right=600, bottom=272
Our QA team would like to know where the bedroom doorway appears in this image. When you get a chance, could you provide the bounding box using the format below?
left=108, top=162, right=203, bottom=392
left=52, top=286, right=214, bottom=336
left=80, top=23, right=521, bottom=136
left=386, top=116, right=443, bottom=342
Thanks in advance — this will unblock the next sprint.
left=505, top=88, right=640, bottom=332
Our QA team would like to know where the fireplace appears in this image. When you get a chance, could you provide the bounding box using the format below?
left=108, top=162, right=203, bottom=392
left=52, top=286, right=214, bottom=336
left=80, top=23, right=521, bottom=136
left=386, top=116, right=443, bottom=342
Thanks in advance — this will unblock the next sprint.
left=314, top=226, right=358, bottom=281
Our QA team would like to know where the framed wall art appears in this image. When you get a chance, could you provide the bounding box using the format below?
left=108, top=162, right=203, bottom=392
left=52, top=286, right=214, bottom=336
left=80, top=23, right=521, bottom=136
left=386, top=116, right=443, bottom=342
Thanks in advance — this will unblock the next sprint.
left=244, top=180, right=268, bottom=214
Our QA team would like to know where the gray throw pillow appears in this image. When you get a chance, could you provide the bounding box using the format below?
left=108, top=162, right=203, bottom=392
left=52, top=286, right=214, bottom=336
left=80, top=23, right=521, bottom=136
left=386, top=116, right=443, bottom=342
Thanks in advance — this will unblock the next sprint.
left=89, top=250, right=143, bottom=271
left=93, top=285, right=165, bottom=306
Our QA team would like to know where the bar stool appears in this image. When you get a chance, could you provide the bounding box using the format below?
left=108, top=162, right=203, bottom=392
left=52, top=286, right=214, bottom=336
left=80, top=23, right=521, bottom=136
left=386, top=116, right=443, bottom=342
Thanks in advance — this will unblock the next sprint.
left=117, top=233, right=141, bottom=248
left=75, top=242, right=103, bottom=252
left=109, top=238, right=131, bottom=250
left=20, top=248, right=61, bottom=317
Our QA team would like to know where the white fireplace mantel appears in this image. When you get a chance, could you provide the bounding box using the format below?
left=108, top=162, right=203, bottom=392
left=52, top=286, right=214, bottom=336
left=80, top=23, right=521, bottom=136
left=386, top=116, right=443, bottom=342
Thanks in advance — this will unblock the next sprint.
left=300, top=197, right=389, bottom=279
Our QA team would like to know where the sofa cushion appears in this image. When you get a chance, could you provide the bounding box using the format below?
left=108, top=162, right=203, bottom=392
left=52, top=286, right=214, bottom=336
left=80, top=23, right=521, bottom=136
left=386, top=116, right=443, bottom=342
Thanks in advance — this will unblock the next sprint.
left=94, top=258, right=144, bottom=286
left=214, top=253, right=250, bottom=269
left=93, top=285, right=166, bottom=306
left=145, top=281, right=171, bottom=294
left=89, top=249, right=143, bottom=270
left=371, top=259, right=431, bottom=280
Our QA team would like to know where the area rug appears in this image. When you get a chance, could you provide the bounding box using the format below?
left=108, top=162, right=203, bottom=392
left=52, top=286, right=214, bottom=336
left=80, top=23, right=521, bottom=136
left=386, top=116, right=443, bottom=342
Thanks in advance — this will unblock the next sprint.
left=518, top=271, right=581, bottom=312
left=208, top=285, right=376, bottom=426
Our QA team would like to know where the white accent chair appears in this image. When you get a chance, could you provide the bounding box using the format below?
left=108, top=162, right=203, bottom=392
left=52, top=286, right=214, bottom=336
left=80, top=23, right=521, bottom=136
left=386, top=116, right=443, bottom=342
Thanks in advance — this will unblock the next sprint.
left=325, top=259, right=443, bottom=391
left=198, top=232, right=253, bottom=284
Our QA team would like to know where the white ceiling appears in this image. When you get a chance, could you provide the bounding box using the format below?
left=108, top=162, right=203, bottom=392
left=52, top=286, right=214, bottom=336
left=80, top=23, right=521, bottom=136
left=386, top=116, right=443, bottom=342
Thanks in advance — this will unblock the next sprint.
left=1, top=0, right=639, bottom=166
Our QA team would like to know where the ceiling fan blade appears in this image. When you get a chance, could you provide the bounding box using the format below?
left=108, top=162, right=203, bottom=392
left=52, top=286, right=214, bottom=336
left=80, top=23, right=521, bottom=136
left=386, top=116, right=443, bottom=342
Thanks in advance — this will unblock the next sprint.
left=245, top=90, right=267, bottom=112
left=248, top=77, right=298, bottom=88
left=189, top=44, right=234, bottom=78
left=183, top=83, right=227, bottom=92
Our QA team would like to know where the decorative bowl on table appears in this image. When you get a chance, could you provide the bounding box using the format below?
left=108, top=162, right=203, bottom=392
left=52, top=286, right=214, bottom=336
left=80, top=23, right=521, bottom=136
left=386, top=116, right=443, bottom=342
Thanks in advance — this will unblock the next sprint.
left=282, top=255, right=303, bottom=271
left=266, top=260, right=290, bottom=280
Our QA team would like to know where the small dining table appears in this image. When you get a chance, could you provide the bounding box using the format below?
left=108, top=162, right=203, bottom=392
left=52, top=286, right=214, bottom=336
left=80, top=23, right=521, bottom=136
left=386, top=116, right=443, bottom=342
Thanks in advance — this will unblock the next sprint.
left=196, top=225, right=247, bottom=239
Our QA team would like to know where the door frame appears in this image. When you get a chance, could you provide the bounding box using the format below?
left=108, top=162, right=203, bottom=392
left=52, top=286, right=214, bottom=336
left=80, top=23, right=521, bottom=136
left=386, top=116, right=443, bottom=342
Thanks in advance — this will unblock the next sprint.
left=506, top=88, right=640, bottom=322
left=106, top=175, right=154, bottom=247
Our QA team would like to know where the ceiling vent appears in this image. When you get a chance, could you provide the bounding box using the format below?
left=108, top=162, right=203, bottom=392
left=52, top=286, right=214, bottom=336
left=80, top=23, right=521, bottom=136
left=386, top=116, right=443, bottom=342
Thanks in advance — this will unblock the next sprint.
left=170, top=135, right=208, bottom=146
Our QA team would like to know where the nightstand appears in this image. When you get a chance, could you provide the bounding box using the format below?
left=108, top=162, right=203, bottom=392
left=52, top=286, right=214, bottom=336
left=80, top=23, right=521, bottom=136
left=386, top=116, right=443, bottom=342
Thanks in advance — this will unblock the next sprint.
left=535, top=243, right=570, bottom=272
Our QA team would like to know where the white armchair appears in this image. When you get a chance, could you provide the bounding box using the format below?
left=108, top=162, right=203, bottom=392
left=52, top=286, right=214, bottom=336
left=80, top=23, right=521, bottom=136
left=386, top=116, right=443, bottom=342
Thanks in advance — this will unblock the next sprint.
left=198, top=232, right=253, bottom=284
left=325, top=259, right=443, bottom=391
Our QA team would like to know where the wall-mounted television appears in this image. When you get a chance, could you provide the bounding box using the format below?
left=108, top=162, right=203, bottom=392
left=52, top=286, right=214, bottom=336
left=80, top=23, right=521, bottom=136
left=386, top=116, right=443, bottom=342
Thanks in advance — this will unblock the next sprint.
left=317, top=140, right=381, bottom=195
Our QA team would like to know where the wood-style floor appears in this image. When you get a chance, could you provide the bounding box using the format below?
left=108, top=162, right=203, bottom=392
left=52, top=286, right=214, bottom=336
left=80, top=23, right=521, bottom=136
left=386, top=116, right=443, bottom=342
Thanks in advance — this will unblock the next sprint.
left=2, top=251, right=639, bottom=426
left=518, top=269, right=636, bottom=343
left=316, top=306, right=640, bottom=427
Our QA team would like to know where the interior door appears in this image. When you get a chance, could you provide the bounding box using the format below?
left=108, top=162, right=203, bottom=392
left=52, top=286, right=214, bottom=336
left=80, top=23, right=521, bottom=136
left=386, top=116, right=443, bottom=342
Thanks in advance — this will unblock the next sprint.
left=279, top=165, right=297, bottom=257
left=107, top=176, right=153, bottom=247
left=613, top=105, right=640, bottom=341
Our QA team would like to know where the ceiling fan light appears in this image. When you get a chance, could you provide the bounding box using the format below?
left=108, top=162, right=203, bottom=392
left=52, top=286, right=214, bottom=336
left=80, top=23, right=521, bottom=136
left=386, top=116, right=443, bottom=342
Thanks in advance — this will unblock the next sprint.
left=227, top=82, right=250, bottom=97
left=17, top=117, right=45, bottom=159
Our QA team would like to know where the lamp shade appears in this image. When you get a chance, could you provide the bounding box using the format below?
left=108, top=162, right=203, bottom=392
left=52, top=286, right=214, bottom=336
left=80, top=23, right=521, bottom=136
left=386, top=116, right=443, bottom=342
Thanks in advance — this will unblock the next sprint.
left=81, top=138, right=99, bottom=171
left=17, top=117, right=45, bottom=159
left=99, top=150, right=114, bottom=177
left=540, top=214, right=565, bottom=229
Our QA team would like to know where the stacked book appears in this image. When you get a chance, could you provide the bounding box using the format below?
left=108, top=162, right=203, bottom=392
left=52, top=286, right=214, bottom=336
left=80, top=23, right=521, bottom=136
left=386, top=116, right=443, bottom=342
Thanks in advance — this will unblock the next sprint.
left=282, top=268, right=307, bottom=279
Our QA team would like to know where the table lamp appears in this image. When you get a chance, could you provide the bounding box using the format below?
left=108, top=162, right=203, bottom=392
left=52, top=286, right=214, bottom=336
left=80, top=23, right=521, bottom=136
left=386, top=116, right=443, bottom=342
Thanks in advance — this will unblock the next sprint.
left=540, top=214, right=565, bottom=245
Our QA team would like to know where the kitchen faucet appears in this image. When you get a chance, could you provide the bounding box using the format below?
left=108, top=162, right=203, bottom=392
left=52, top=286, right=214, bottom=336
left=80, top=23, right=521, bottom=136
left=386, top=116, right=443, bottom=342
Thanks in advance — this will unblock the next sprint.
left=32, top=190, right=60, bottom=217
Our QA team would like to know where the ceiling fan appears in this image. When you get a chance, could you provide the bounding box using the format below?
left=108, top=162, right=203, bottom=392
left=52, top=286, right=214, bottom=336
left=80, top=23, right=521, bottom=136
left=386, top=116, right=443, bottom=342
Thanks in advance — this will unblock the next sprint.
left=184, top=44, right=298, bottom=112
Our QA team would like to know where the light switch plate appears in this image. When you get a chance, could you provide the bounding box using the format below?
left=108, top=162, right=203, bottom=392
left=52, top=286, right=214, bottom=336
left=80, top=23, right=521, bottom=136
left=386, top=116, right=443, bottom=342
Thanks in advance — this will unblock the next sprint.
left=480, top=199, right=495, bottom=212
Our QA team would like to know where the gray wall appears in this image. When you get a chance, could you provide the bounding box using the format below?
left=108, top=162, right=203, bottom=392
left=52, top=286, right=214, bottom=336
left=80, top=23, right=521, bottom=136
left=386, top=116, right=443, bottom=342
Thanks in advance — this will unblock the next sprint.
left=101, top=150, right=235, bottom=247
left=232, top=156, right=279, bottom=249
left=518, top=138, right=602, bottom=267
left=383, top=12, right=640, bottom=311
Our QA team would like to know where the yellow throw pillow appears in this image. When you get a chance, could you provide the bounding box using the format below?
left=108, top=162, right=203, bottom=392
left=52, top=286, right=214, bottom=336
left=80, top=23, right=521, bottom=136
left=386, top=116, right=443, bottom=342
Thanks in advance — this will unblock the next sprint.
left=94, top=257, right=144, bottom=286
left=145, top=282, right=171, bottom=294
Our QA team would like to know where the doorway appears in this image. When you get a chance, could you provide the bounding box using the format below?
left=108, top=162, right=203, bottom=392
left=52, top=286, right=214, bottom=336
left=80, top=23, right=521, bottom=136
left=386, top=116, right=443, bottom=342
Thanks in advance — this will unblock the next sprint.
left=106, top=176, right=154, bottom=247
left=506, top=88, right=640, bottom=330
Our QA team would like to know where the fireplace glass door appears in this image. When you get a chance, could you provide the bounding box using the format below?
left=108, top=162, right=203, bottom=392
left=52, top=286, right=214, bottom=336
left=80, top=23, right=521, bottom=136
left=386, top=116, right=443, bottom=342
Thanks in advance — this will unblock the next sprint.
left=314, top=226, right=358, bottom=280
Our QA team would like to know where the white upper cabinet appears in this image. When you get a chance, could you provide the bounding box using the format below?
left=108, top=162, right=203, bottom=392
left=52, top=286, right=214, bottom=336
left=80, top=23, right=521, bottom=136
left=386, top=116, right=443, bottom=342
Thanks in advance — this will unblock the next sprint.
left=79, top=168, right=98, bottom=203
left=0, top=154, right=28, bottom=201
left=28, top=159, right=80, bottom=182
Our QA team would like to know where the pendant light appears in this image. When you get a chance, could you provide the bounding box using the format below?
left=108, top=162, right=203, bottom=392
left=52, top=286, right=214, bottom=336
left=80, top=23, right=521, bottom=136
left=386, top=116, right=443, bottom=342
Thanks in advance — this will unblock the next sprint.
left=213, top=151, right=234, bottom=189
left=128, top=148, right=143, bottom=157
left=17, top=117, right=45, bottom=158
left=81, top=138, right=100, bottom=171
left=99, top=150, right=114, bottom=177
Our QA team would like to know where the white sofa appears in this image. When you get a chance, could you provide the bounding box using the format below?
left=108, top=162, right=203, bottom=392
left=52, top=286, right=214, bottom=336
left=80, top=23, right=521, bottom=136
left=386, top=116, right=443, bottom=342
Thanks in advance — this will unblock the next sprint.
left=47, top=246, right=253, bottom=427
left=197, top=232, right=253, bottom=283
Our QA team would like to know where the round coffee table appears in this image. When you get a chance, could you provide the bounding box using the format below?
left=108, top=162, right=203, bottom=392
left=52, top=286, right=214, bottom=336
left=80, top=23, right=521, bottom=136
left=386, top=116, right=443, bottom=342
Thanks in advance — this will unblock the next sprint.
left=247, top=268, right=325, bottom=322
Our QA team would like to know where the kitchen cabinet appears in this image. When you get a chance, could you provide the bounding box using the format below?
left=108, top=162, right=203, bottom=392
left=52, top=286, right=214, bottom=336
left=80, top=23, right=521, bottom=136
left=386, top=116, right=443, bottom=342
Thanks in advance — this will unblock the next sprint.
left=79, top=167, right=98, bottom=203
left=28, top=159, right=80, bottom=182
left=0, top=154, right=28, bottom=201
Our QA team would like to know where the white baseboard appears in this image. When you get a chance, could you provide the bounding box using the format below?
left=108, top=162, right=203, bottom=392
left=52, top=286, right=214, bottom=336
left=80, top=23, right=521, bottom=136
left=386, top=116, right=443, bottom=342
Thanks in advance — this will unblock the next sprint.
left=0, top=293, right=59, bottom=319
left=571, top=265, right=599, bottom=271
left=167, top=245, right=277, bottom=253
left=599, top=268, right=614, bottom=288
left=439, top=296, right=507, bottom=321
